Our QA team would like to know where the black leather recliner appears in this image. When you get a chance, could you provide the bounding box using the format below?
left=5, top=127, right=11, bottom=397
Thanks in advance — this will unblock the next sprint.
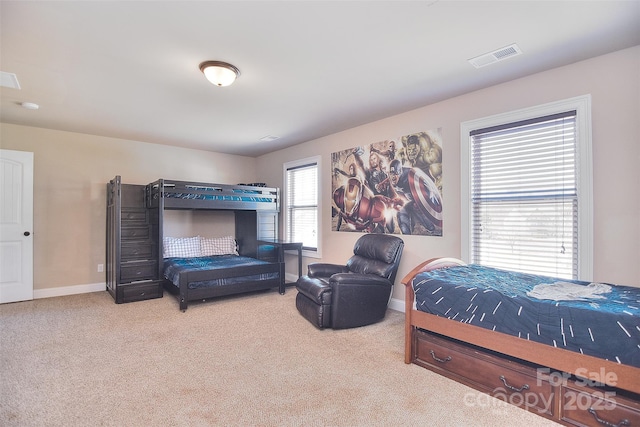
left=295, top=234, right=404, bottom=329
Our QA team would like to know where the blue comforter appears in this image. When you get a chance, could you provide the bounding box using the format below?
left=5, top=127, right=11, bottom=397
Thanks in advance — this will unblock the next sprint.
left=412, top=265, right=640, bottom=367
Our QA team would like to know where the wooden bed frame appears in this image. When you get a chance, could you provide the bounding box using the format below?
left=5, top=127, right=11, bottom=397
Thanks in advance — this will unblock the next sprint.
left=145, top=178, right=284, bottom=311
left=402, top=258, right=640, bottom=423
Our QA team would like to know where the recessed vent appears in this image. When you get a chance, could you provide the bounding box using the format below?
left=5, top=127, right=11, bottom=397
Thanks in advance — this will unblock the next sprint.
left=0, top=71, right=21, bottom=89
left=468, top=43, right=522, bottom=69
left=259, top=135, right=280, bottom=142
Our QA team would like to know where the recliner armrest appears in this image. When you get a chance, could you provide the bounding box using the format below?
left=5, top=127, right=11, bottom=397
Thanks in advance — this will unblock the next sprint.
left=330, top=273, right=392, bottom=287
left=307, top=263, right=349, bottom=278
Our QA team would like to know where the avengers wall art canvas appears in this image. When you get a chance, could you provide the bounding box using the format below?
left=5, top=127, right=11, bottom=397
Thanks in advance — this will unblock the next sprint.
left=331, top=129, right=443, bottom=236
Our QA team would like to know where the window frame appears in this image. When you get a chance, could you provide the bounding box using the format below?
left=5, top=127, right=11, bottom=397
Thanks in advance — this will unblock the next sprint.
left=283, top=155, right=322, bottom=259
left=460, top=95, right=593, bottom=280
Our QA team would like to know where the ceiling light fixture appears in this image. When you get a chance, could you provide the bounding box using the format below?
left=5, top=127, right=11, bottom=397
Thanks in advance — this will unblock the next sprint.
left=20, top=102, right=39, bottom=110
left=199, top=61, right=240, bottom=87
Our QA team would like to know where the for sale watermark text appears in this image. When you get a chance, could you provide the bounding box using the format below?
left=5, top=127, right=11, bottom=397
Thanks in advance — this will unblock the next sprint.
left=463, top=367, right=619, bottom=415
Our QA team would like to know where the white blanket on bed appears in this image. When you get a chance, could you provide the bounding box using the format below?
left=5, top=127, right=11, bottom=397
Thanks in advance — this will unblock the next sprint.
left=527, top=281, right=611, bottom=301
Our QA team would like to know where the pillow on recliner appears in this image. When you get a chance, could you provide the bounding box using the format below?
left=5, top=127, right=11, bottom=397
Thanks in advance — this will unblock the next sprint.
left=347, top=255, right=394, bottom=278
left=352, top=234, right=402, bottom=264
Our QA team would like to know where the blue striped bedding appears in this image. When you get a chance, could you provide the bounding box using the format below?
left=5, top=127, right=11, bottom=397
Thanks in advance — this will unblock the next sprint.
left=164, top=255, right=278, bottom=290
left=411, top=264, right=640, bottom=367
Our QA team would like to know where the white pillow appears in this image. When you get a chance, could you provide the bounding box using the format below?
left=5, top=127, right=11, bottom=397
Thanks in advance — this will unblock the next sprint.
left=201, top=236, right=238, bottom=256
left=163, top=236, right=202, bottom=258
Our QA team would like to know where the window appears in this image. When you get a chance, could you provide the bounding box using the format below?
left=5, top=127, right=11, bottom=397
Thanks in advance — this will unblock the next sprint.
left=284, top=156, right=320, bottom=257
left=461, top=96, right=593, bottom=280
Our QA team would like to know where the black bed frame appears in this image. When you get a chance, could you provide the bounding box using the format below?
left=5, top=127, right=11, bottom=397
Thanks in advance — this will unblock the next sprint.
left=146, top=178, right=284, bottom=311
left=146, top=179, right=279, bottom=211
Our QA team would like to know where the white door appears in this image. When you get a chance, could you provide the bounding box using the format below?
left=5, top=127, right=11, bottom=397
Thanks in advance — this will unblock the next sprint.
left=0, top=149, right=34, bottom=304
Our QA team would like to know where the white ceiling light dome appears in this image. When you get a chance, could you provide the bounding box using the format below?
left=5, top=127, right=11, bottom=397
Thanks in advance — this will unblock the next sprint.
left=199, top=61, right=240, bottom=87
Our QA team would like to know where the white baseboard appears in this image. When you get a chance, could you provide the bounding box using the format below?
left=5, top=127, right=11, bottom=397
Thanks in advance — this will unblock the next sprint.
left=285, top=272, right=298, bottom=284
left=34, top=282, right=106, bottom=299
left=32, top=281, right=407, bottom=312
left=389, top=297, right=405, bottom=313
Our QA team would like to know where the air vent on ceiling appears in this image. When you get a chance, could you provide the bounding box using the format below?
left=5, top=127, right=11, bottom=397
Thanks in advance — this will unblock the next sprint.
left=0, top=71, right=21, bottom=89
left=468, top=43, right=522, bottom=69
left=259, top=135, right=280, bottom=142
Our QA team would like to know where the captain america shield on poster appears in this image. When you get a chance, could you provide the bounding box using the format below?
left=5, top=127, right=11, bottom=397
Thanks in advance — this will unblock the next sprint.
left=330, top=129, right=443, bottom=236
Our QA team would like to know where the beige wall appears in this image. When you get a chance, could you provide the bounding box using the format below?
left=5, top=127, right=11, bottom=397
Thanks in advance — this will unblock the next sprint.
left=257, top=46, right=640, bottom=299
left=0, top=125, right=260, bottom=290
left=1, top=46, right=638, bottom=297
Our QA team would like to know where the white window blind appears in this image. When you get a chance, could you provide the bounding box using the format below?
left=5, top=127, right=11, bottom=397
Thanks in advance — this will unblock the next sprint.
left=286, top=162, right=318, bottom=250
left=470, top=111, right=578, bottom=279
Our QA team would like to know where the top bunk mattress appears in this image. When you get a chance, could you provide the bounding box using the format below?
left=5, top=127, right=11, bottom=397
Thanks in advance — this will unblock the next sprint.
left=147, top=179, right=279, bottom=211
left=411, top=264, right=640, bottom=368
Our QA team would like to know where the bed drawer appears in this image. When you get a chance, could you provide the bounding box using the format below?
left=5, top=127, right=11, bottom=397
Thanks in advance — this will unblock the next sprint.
left=119, top=281, right=162, bottom=303
left=120, top=260, right=157, bottom=282
left=414, top=330, right=556, bottom=417
left=560, top=380, right=640, bottom=427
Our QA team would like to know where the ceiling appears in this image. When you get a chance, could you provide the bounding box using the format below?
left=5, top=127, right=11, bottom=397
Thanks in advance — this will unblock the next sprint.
left=1, top=1, right=639, bottom=157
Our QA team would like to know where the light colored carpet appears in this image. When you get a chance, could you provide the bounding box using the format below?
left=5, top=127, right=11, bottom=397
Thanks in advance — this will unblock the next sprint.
left=0, top=289, right=558, bottom=426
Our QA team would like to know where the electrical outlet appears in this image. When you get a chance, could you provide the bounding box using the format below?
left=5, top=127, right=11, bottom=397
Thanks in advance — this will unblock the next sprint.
left=97, top=264, right=104, bottom=273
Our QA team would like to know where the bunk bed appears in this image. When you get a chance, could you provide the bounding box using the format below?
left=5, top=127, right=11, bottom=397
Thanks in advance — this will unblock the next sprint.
left=146, top=179, right=284, bottom=311
left=402, top=258, right=640, bottom=426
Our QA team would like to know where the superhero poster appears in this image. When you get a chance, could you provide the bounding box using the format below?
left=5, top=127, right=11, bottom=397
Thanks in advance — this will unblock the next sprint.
left=331, top=129, right=443, bottom=236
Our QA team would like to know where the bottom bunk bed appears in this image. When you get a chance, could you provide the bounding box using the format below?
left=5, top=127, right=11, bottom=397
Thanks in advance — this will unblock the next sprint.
left=402, top=258, right=640, bottom=426
left=162, top=236, right=284, bottom=311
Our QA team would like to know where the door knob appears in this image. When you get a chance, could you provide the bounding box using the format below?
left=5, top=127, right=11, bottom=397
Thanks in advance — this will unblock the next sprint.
left=24, top=231, right=31, bottom=236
